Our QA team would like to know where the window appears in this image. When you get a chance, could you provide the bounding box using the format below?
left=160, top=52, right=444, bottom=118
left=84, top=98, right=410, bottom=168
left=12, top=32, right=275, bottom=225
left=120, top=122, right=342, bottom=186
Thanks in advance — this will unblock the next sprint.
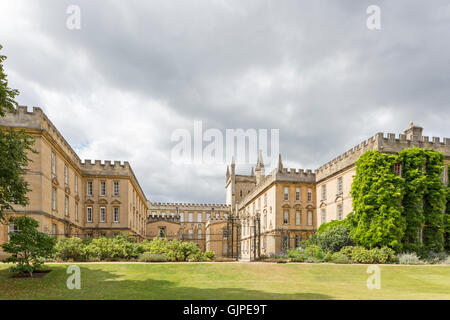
left=206, top=213, right=210, bottom=221
left=65, top=196, right=69, bottom=216
left=197, top=213, right=202, bottom=222
left=8, top=223, right=19, bottom=241
left=337, top=177, right=343, bottom=194
left=113, top=181, right=119, bottom=196
left=442, top=165, right=447, bottom=185
left=295, top=235, right=301, bottom=247
left=170, top=212, right=175, bottom=218
left=52, top=187, right=57, bottom=210
left=64, top=165, right=68, bottom=185
left=100, top=207, right=106, bottom=222
left=159, top=228, right=166, bottom=238
left=215, top=213, right=220, bottom=219
left=224, top=213, right=228, bottom=219
left=51, top=151, right=56, bottom=175
left=188, top=213, right=193, bottom=222
left=52, top=224, right=57, bottom=236
left=284, top=187, right=289, bottom=201
left=321, top=184, right=327, bottom=201
left=264, top=214, right=267, bottom=229
left=180, top=212, right=184, bottom=222
left=283, top=210, right=289, bottom=225
left=307, top=188, right=312, bottom=202
left=296, top=188, right=300, bottom=201
left=188, top=230, right=193, bottom=239
left=307, top=211, right=313, bottom=226
left=296, top=210, right=301, bottom=225
left=100, top=181, right=106, bottom=196
left=240, top=190, right=242, bottom=197
left=87, top=206, right=93, bottom=222
left=198, top=229, right=202, bottom=239
left=75, top=203, right=78, bottom=221
left=87, top=181, right=93, bottom=196
left=114, top=207, right=119, bottom=222
left=337, top=204, right=343, bottom=220
left=161, top=212, right=166, bottom=218
left=321, top=208, right=326, bottom=224
left=75, top=175, right=78, bottom=193
left=151, top=211, right=156, bottom=217
left=394, top=163, right=402, bottom=176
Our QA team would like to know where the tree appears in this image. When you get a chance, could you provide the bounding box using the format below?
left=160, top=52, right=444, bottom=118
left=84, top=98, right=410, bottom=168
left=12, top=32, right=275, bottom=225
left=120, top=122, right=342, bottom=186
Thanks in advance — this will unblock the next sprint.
left=2, top=216, right=56, bottom=276
left=0, top=45, right=36, bottom=221
left=348, top=150, right=406, bottom=250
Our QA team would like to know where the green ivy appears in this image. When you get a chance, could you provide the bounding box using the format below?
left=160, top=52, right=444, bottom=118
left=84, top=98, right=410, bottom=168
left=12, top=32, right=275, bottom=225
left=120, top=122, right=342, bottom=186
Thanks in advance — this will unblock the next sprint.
left=349, top=150, right=405, bottom=250
left=350, top=148, right=447, bottom=254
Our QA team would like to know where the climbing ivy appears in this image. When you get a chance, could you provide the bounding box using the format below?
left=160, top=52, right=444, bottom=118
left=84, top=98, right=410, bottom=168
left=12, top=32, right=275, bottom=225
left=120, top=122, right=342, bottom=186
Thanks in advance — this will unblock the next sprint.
left=421, top=149, right=446, bottom=253
left=348, top=150, right=405, bottom=250
left=350, top=148, right=447, bottom=254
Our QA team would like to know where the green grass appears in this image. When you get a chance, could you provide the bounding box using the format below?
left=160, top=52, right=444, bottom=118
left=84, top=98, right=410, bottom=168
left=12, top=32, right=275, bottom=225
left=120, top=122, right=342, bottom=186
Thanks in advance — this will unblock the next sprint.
left=0, top=263, right=449, bottom=300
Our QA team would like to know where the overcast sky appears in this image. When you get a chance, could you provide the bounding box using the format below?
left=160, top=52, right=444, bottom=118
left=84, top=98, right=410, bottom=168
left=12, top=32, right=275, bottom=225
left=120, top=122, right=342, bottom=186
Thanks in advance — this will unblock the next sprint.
left=1, top=1, right=449, bottom=203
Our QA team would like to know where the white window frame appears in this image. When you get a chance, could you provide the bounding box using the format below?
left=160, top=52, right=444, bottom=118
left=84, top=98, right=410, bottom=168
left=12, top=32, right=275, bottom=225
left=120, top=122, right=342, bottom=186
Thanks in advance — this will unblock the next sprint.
left=296, top=188, right=300, bottom=201
left=321, top=184, right=327, bottom=201
left=296, top=210, right=301, bottom=225
left=307, top=211, right=313, bottom=226
left=337, top=204, right=343, bottom=220
left=87, top=181, right=93, bottom=196
left=284, top=187, right=289, bottom=201
left=337, top=177, right=343, bottom=194
left=113, top=181, right=119, bottom=196
left=8, top=223, right=19, bottom=241
left=64, top=165, right=68, bottom=185
left=283, top=210, right=289, bottom=225
left=75, top=175, right=78, bottom=193
left=65, top=196, right=69, bottom=216
left=52, top=187, right=57, bottom=211
left=321, top=208, right=326, bottom=224
left=114, top=207, right=119, bottom=223
left=307, top=188, right=312, bottom=202
left=100, top=181, right=106, bottom=197
left=197, top=213, right=202, bottom=223
left=100, top=206, right=106, bottom=223
left=87, top=206, right=93, bottom=222
left=51, top=151, right=56, bottom=175
left=188, top=213, right=193, bottom=222
left=75, top=203, right=79, bottom=221
left=180, top=212, right=184, bottom=222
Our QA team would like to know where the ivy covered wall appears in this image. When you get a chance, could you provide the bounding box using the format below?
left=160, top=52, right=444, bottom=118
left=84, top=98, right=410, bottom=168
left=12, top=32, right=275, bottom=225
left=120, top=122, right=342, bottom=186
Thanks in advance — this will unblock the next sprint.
left=350, top=147, right=448, bottom=254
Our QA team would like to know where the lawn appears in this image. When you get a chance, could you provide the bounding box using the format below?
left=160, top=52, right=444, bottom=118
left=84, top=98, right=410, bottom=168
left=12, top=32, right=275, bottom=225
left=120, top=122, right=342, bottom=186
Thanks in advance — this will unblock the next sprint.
left=0, top=262, right=449, bottom=300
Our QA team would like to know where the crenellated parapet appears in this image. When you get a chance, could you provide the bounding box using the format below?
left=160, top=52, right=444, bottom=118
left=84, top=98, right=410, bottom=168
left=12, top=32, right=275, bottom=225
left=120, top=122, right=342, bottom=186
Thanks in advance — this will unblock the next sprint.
left=147, top=215, right=181, bottom=224
left=80, top=159, right=132, bottom=176
left=149, top=202, right=231, bottom=210
left=315, top=129, right=450, bottom=182
left=1, top=106, right=82, bottom=166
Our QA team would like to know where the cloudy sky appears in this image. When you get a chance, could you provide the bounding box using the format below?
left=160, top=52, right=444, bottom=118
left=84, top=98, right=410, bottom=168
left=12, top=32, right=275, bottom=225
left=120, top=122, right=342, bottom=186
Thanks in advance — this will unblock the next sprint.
left=1, top=0, right=449, bottom=203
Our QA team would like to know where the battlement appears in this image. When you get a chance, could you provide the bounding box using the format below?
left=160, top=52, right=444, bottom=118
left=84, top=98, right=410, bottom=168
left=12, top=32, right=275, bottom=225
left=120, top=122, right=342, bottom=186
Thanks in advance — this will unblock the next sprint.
left=316, top=129, right=450, bottom=182
left=149, top=202, right=231, bottom=209
left=147, top=215, right=181, bottom=223
left=81, top=159, right=130, bottom=168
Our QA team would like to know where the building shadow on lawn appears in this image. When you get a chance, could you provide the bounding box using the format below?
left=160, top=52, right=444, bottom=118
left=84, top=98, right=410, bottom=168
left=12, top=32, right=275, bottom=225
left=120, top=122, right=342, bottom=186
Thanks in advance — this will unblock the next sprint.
left=0, top=265, right=330, bottom=300
left=73, top=266, right=332, bottom=300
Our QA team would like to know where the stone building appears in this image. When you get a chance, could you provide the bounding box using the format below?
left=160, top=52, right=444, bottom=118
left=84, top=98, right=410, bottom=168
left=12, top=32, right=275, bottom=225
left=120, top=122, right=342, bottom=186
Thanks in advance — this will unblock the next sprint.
left=1, top=107, right=449, bottom=260
left=315, top=123, right=450, bottom=228
left=0, top=107, right=147, bottom=259
left=146, top=202, right=231, bottom=251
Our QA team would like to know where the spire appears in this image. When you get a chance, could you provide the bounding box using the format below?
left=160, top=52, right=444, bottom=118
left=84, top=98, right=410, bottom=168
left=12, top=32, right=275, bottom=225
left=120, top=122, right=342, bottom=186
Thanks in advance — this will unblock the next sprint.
left=277, top=154, right=283, bottom=172
left=226, top=165, right=230, bottom=179
left=255, top=149, right=264, bottom=171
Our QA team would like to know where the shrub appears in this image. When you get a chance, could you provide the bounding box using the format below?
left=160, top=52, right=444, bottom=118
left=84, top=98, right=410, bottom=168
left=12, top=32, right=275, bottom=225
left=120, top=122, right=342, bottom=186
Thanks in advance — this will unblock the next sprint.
left=337, top=246, right=396, bottom=264
left=442, top=256, right=450, bottom=265
left=203, top=251, right=215, bottom=261
left=303, top=245, right=325, bottom=263
left=138, top=252, right=168, bottom=262
left=425, top=251, right=448, bottom=264
left=397, top=252, right=422, bottom=265
left=331, top=252, right=350, bottom=264
left=55, top=237, right=87, bottom=261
